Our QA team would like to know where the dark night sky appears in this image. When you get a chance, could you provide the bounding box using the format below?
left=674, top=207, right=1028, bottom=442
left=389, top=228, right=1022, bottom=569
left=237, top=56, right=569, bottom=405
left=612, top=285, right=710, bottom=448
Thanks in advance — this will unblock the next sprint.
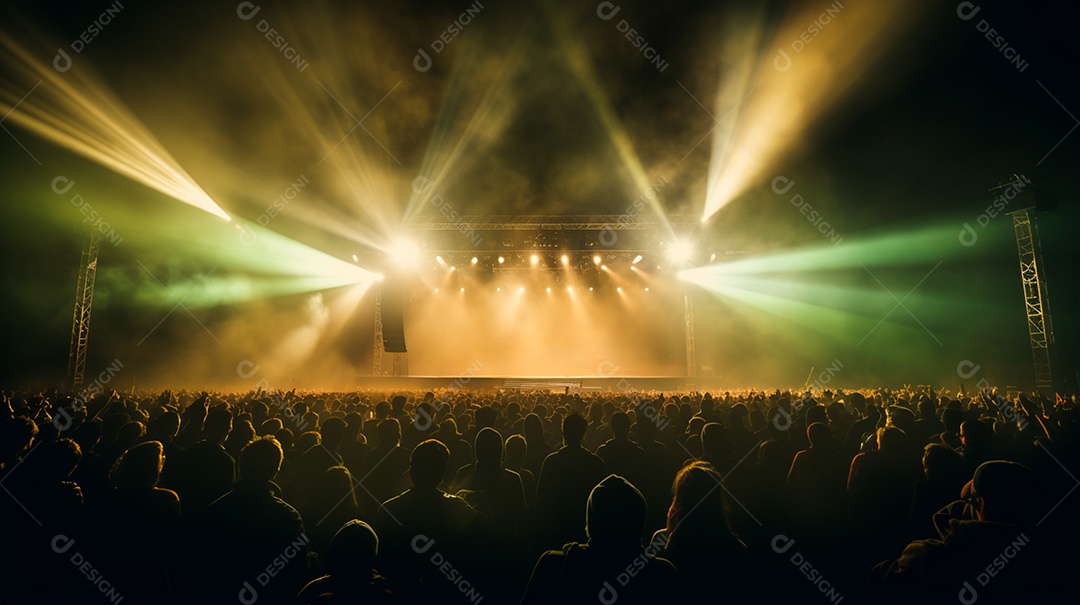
left=0, top=0, right=1077, bottom=389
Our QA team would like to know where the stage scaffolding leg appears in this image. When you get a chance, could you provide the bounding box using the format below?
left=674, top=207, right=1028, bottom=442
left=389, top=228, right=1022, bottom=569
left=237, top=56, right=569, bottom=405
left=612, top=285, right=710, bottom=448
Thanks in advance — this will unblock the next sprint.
left=1008, top=208, right=1055, bottom=390
left=373, top=286, right=384, bottom=376
left=684, top=290, right=697, bottom=378
left=67, top=227, right=102, bottom=391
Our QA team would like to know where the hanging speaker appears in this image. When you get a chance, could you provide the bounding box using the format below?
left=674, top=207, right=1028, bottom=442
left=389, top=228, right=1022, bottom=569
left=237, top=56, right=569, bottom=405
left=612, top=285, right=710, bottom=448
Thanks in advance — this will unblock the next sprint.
left=381, top=279, right=407, bottom=353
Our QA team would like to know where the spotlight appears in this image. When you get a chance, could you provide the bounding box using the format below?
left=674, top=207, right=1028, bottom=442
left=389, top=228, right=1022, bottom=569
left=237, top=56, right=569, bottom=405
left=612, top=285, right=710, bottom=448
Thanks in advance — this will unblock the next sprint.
left=530, top=254, right=540, bottom=265
left=496, top=287, right=501, bottom=292
left=645, top=287, right=650, bottom=292
left=375, top=273, right=384, bottom=281
left=460, top=287, right=465, bottom=292
left=519, top=286, right=525, bottom=292
left=616, top=287, right=622, bottom=292
left=600, top=264, right=608, bottom=271
left=632, top=255, right=643, bottom=265
left=352, top=254, right=359, bottom=262
left=498, top=256, right=505, bottom=264
left=589, top=287, right=594, bottom=291
left=593, top=254, right=602, bottom=265
left=436, top=255, right=446, bottom=266
left=561, top=254, right=569, bottom=264
left=709, top=253, right=716, bottom=263
left=630, top=266, right=637, bottom=271
left=450, top=266, right=456, bottom=271
left=667, top=239, right=694, bottom=265
left=546, top=287, right=551, bottom=292
left=471, top=257, right=478, bottom=265
left=388, top=238, right=422, bottom=268
left=567, top=286, right=572, bottom=292
left=434, top=288, right=439, bottom=292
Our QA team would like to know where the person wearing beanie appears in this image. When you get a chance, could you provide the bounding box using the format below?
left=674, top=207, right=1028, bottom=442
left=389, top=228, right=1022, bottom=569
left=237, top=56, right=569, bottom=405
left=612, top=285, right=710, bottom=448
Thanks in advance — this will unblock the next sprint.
left=522, top=474, right=676, bottom=605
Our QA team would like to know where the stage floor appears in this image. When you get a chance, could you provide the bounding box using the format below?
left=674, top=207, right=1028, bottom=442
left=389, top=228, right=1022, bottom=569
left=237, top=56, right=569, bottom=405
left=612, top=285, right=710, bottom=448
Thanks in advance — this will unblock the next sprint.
left=354, top=376, right=730, bottom=392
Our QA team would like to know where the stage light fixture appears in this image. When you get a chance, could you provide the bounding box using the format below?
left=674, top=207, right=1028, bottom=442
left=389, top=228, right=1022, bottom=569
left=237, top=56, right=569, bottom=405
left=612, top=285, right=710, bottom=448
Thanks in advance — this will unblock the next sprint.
left=589, top=287, right=593, bottom=291
left=436, top=255, right=446, bottom=266
left=352, top=254, right=359, bottom=262
left=471, top=257, right=478, bottom=265
left=561, top=254, right=569, bottom=264
left=531, top=254, right=540, bottom=265
left=645, top=287, right=650, bottom=292
left=497, top=287, right=501, bottom=292
left=498, top=256, right=505, bottom=264
left=667, top=239, right=694, bottom=265
left=593, top=254, right=602, bottom=265
left=388, top=238, right=422, bottom=268
left=519, top=286, right=525, bottom=292
left=546, top=287, right=551, bottom=292
left=460, top=287, right=465, bottom=292
left=632, top=255, right=643, bottom=264
left=616, top=287, right=622, bottom=292
left=600, top=264, right=608, bottom=271
left=450, top=266, right=456, bottom=271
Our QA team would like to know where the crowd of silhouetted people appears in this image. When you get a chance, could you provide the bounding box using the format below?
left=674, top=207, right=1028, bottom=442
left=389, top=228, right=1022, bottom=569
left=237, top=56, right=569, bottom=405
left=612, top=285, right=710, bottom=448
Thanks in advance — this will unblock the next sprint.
left=1, top=385, right=1078, bottom=604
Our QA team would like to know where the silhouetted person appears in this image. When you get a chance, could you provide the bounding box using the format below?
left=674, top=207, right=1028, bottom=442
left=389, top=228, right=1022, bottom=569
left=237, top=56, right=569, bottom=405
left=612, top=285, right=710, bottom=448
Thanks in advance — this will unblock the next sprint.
left=453, top=428, right=529, bottom=602
left=908, top=444, right=967, bottom=540
left=197, top=436, right=307, bottom=605
left=875, top=460, right=1065, bottom=605
left=292, top=416, right=346, bottom=507
left=504, top=434, right=536, bottom=511
left=302, top=465, right=363, bottom=557
left=523, top=475, right=677, bottom=605
left=97, top=440, right=179, bottom=604
left=360, top=418, right=410, bottom=512
left=166, top=407, right=235, bottom=519
left=597, top=412, right=648, bottom=489
left=297, top=520, right=398, bottom=604
left=522, top=413, right=551, bottom=477
left=787, top=422, right=847, bottom=538
left=653, top=461, right=747, bottom=597
left=535, top=413, right=607, bottom=549
left=433, top=418, right=472, bottom=482
left=375, top=439, right=479, bottom=602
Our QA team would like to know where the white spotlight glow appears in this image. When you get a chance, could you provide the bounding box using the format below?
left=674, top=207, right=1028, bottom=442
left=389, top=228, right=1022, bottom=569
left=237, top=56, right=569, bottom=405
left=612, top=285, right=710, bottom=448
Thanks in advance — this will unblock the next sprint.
left=388, top=238, right=423, bottom=268
left=593, top=255, right=602, bottom=265
left=471, top=257, right=478, bottom=265
left=632, top=255, right=643, bottom=265
left=498, top=256, right=505, bottom=264
left=561, top=254, right=569, bottom=264
left=531, top=254, right=540, bottom=265
left=667, top=239, right=694, bottom=265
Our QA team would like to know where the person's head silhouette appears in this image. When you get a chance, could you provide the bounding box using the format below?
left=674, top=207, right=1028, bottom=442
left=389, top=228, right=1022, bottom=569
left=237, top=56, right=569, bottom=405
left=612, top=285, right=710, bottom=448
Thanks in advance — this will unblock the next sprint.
left=238, top=436, right=283, bottom=483
left=410, top=439, right=450, bottom=490
left=474, top=427, right=503, bottom=468
left=562, top=413, right=588, bottom=448
left=586, top=475, right=646, bottom=549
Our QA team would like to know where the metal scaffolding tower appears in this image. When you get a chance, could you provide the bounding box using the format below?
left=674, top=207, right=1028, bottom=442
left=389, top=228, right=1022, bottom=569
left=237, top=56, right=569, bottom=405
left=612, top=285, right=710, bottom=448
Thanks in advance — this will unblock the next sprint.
left=67, top=226, right=102, bottom=391
left=1007, top=207, right=1055, bottom=389
left=372, top=286, right=406, bottom=377
left=684, top=290, right=697, bottom=377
